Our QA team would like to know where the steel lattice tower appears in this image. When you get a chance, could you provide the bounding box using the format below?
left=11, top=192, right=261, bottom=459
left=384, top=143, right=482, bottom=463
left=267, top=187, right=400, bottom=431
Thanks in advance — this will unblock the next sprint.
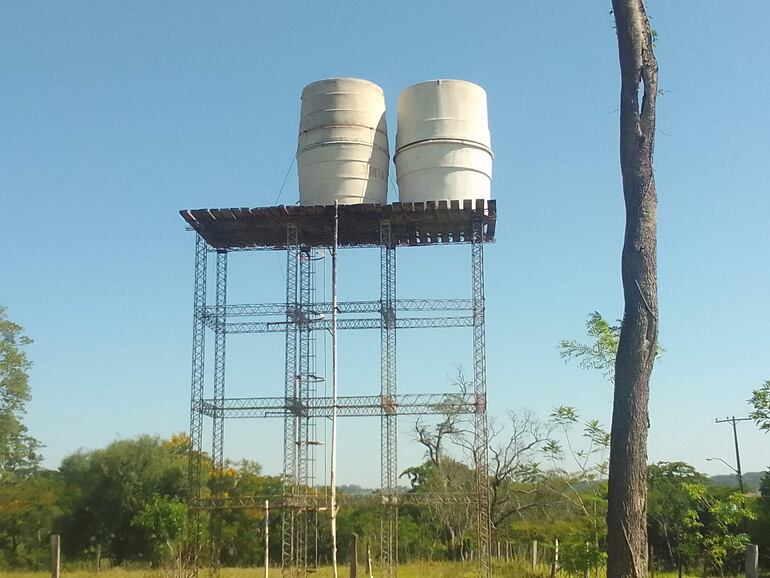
left=182, top=201, right=496, bottom=578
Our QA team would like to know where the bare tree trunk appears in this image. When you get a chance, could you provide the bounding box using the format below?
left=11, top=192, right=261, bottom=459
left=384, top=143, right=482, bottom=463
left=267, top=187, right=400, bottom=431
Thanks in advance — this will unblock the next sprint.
left=608, top=3, right=659, bottom=578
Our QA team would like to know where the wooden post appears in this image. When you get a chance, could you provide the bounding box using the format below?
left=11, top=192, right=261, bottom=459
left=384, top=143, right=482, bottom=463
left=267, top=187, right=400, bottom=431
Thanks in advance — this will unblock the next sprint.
left=497, top=541, right=501, bottom=559
left=746, top=544, right=759, bottom=578
left=350, top=533, right=358, bottom=578
left=50, top=534, right=61, bottom=578
left=264, top=500, right=269, bottom=578
left=96, top=543, right=101, bottom=574
left=533, top=539, right=538, bottom=568
left=649, top=543, right=655, bottom=578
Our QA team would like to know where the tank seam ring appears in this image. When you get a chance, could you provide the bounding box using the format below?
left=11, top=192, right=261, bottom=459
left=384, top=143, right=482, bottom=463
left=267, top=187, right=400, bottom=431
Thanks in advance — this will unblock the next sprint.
left=394, top=138, right=493, bottom=160
left=298, top=141, right=390, bottom=155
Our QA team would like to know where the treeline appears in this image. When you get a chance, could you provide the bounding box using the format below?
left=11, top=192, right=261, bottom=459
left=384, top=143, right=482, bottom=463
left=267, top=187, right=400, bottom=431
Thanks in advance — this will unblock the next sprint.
left=0, top=431, right=767, bottom=575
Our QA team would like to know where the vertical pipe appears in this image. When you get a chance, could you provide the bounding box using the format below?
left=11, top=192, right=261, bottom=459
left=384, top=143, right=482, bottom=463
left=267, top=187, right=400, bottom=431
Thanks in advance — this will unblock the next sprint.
left=264, top=500, right=270, bottom=578
left=366, top=541, right=374, bottom=578
left=330, top=201, right=339, bottom=578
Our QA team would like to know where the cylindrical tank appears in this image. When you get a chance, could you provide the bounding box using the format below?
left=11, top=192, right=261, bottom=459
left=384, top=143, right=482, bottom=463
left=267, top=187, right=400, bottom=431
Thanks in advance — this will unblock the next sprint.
left=297, top=78, right=389, bottom=206
left=395, top=79, right=492, bottom=204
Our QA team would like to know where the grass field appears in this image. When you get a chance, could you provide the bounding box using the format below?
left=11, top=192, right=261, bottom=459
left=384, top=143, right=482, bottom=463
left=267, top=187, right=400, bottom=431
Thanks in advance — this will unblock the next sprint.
left=0, top=564, right=515, bottom=578
left=0, top=566, right=726, bottom=578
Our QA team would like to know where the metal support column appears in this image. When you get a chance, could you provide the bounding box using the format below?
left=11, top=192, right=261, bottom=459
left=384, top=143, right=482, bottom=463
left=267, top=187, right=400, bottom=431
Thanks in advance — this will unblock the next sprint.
left=212, top=250, right=228, bottom=470
left=211, top=250, right=228, bottom=572
left=471, top=212, right=491, bottom=578
left=380, top=221, right=397, bottom=577
left=295, top=247, right=317, bottom=573
left=187, top=233, right=208, bottom=567
left=282, top=225, right=299, bottom=577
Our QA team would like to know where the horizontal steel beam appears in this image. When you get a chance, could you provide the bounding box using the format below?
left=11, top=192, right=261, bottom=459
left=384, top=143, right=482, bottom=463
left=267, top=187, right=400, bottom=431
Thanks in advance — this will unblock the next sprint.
left=216, top=316, right=474, bottom=334
left=193, top=492, right=479, bottom=510
left=196, top=392, right=481, bottom=419
left=203, top=299, right=472, bottom=319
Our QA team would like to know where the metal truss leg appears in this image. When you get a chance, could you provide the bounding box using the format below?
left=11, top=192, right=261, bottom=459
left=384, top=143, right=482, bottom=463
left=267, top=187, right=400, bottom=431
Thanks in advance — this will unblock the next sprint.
left=211, top=250, right=227, bottom=573
left=282, top=225, right=299, bottom=577
left=187, top=233, right=207, bottom=572
left=471, top=214, right=492, bottom=578
left=212, top=250, right=227, bottom=471
left=380, top=221, right=397, bottom=578
left=296, top=247, right=317, bottom=573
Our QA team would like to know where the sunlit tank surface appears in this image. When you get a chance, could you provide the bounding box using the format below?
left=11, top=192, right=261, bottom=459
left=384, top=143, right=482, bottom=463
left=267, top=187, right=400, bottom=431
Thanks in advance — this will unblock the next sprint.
left=298, top=78, right=389, bottom=206
left=395, top=79, right=492, bottom=205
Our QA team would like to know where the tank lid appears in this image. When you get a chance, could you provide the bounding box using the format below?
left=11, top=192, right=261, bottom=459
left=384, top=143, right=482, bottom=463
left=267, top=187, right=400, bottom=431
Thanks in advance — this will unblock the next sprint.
left=301, top=77, right=384, bottom=97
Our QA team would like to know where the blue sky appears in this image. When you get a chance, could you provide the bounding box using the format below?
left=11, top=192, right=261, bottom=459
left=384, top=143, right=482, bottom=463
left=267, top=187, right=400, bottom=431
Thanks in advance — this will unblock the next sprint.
left=2, top=1, right=768, bottom=487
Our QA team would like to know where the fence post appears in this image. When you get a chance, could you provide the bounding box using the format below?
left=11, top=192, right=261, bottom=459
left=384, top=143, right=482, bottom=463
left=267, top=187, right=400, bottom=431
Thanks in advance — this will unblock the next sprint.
left=746, top=544, right=759, bottom=578
left=50, top=535, right=61, bottom=578
left=533, top=539, right=538, bottom=568
left=366, top=539, right=373, bottom=578
left=551, top=538, right=559, bottom=578
left=649, top=543, right=655, bottom=578
left=350, top=533, right=358, bottom=578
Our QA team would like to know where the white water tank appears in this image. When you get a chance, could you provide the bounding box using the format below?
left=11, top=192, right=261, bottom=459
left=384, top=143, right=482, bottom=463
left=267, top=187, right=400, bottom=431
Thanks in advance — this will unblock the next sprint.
left=297, top=78, right=389, bottom=206
left=395, top=80, right=492, bottom=204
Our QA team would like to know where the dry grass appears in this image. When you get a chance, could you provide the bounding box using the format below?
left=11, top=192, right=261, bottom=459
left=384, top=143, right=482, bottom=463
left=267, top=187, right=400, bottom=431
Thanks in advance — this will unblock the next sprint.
left=0, top=566, right=715, bottom=578
left=0, top=564, right=488, bottom=578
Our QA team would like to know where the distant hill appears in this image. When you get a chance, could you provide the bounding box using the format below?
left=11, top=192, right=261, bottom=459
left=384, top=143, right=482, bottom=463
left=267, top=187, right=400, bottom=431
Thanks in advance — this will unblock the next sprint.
left=708, top=471, right=766, bottom=493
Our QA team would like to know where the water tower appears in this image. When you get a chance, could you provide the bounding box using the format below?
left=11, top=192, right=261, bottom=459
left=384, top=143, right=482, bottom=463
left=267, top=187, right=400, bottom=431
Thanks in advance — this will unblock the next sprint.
left=180, top=78, right=497, bottom=578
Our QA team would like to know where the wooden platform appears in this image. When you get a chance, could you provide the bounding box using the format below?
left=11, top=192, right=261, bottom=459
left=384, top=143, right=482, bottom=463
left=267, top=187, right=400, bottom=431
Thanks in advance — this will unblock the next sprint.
left=180, top=199, right=497, bottom=250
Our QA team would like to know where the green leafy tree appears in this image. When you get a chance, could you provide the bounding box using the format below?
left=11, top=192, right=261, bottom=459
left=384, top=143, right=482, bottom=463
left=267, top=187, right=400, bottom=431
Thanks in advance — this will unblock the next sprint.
left=689, top=485, right=754, bottom=576
left=132, top=494, right=187, bottom=565
left=544, top=405, right=610, bottom=572
left=561, top=542, right=608, bottom=578
left=560, top=312, right=663, bottom=383
left=749, top=471, right=770, bottom=566
left=748, top=380, right=770, bottom=432
left=0, top=307, right=41, bottom=476
left=0, top=472, right=62, bottom=568
left=647, top=462, right=706, bottom=577
left=57, top=435, right=190, bottom=564
left=402, top=458, right=476, bottom=561
left=559, top=313, right=620, bottom=380
left=206, top=459, right=281, bottom=567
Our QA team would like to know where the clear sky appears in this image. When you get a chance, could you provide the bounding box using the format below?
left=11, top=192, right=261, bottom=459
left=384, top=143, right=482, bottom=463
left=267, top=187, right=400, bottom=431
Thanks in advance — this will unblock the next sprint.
left=2, top=1, right=768, bottom=487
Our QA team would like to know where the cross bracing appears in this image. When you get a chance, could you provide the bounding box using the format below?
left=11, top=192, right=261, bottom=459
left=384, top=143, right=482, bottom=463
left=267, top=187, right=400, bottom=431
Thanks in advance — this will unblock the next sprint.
left=193, top=492, right=480, bottom=511
left=207, top=315, right=474, bottom=334
left=195, top=392, right=480, bottom=419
